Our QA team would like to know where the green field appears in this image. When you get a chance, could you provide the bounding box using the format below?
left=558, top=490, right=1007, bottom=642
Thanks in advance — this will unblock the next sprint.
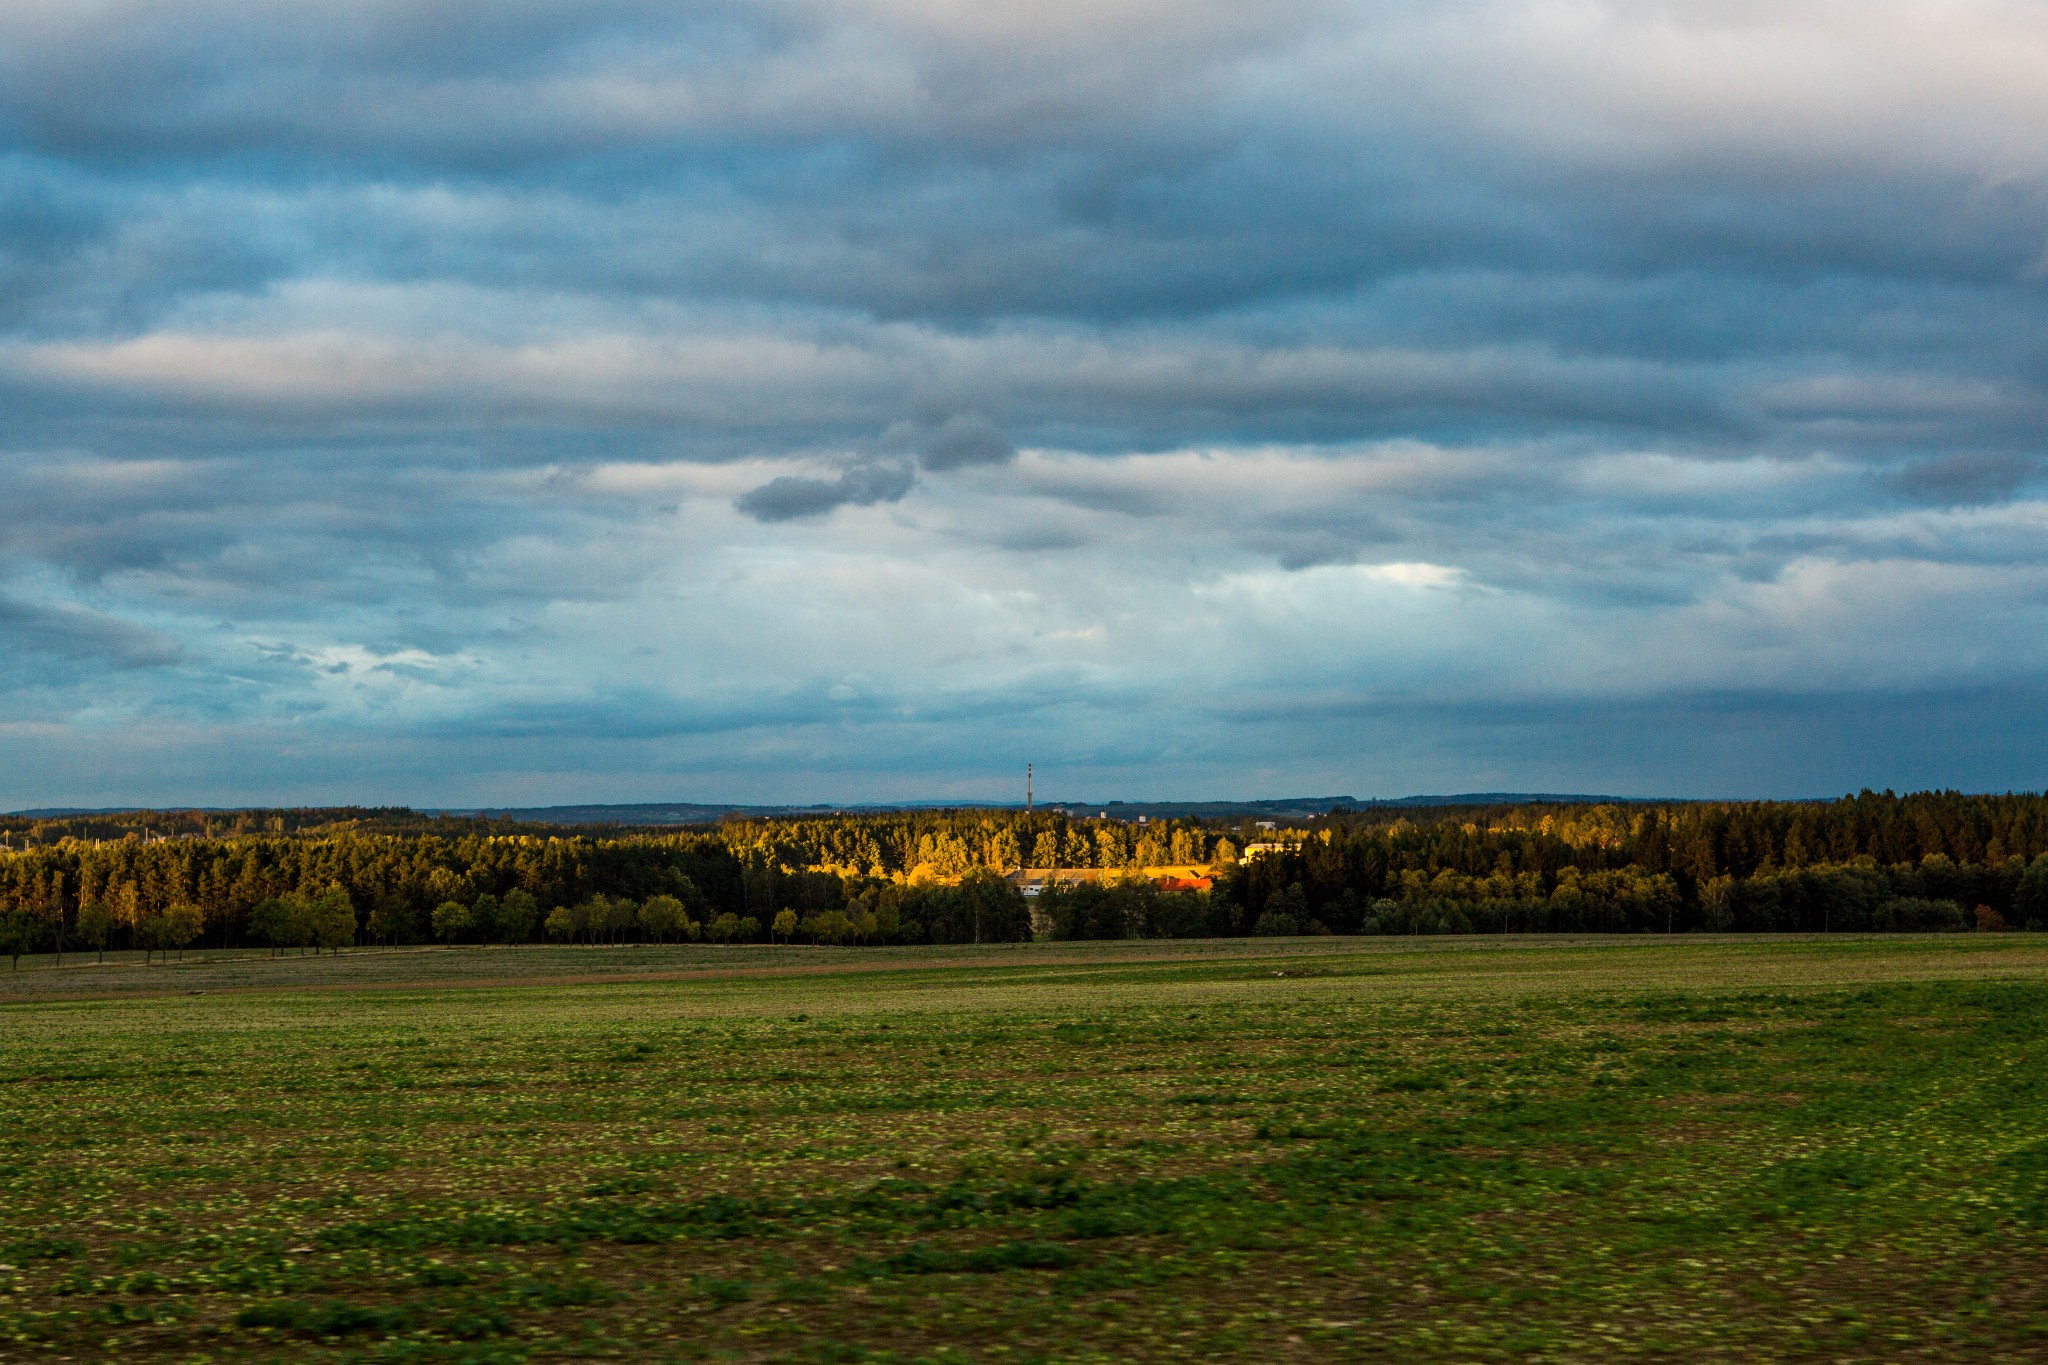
left=5, top=937, right=2048, bottom=1362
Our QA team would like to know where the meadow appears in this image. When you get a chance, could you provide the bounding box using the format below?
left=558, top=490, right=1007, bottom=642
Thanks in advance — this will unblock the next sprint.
left=4, top=936, right=2048, bottom=1362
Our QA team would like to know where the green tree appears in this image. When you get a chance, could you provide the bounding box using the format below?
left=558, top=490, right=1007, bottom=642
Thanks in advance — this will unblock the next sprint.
left=311, top=887, right=356, bottom=953
left=422, top=866, right=470, bottom=909
left=705, top=912, right=743, bottom=944
left=988, top=828, right=1022, bottom=872
left=1254, top=884, right=1307, bottom=936
left=39, top=881, right=67, bottom=968
left=603, top=894, right=638, bottom=944
left=248, top=897, right=296, bottom=956
left=956, top=867, right=1029, bottom=944
left=544, top=903, right=581, bottom=943
left=366, top=894, right=416, bottom=947
left=136, top=910, right=167, bottom=964
left=0, top=910, right=42, bottom=970
left=573, top=896, right=611, bottom=944
left=641, top=895, right=688, bottom=943
left=772, top=907, right=798, bottom=943
left=806, top=909, right=856, bottom=944
left=673, top=874, right=706, bottom=924
left=76, top=901, right=113, bottom=964
left=496, top=888, right=540, bottom=944
left=432, top=900, right=473, bottom=944
left=160, top=902, right=205, bottom=961
left=111, top=882, right=143, bottom=947
left=2015, top=854, right=2048, bottom=928
left=470, top=893, right=501, bottom=945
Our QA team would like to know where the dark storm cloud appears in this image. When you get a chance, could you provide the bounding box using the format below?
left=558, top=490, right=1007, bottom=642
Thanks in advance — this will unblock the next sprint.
left=735, top=460, right=915, bottom=522
left=5, top=1, right=2048, bottom=803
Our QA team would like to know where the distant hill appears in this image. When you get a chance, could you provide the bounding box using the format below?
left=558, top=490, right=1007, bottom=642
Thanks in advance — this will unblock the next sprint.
left=1367, top=793, right=1658, bottom=808
left=436, top=802, right=845, bottom=826
left=1029, top=794, right=1655, bottom=820
left=430, top=793, right=1659, bottom=826
left=9, top=793, right=1667, bottom=828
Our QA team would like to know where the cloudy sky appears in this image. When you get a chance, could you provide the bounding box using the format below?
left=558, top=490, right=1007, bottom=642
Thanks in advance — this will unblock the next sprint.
left=5, top=0, right=2048, bottom=807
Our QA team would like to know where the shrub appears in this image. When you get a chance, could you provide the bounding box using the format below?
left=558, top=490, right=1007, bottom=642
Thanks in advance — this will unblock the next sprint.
left=1872, top=897, right=1967, bottom=932
left=1253, top=910, right=1301, bottom=936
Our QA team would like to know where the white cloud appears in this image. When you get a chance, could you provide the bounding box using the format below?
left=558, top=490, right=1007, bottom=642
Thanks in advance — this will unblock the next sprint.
left=1311, top=0, right=2048, bottom=176
left=1361, top=561, right=1464, bottom=588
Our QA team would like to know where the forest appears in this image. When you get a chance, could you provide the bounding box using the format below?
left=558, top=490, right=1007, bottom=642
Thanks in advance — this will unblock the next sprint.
left=4, top=789, right=2048, bottom=962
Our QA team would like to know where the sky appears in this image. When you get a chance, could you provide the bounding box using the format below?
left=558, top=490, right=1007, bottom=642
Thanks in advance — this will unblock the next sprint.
left=4, top=0, right=2048, bottom=808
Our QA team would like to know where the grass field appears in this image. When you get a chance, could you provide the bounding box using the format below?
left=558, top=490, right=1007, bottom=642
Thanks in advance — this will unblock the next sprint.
left=5, top=936, right=2048, bottom=1362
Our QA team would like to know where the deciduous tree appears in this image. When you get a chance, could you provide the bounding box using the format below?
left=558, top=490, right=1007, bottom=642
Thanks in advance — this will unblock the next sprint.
left=311, top=887, right=356, bottom=952
left=642, top=895, right=688, bottom=943
left=76, top=900, right=112, bottom=964
left=544, top=902, right=582, bottom=943
left=496, top=888, right=540, bottom=944
left=0, top=910, right=41, bottom=970
left=432, top=900, right=472, bottom=944
left=160, top=902, right=205, bottom=961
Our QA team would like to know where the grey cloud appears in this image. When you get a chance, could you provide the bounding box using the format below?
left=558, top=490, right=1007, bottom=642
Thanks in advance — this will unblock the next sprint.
left=980, top=524, right=1096, bottom=553
left=1241, top=511, right=1400, bottom=572
left=918, top=413, right=1015, bottom=471
left=1185, top=682, right=2048, bottom=800
left=0, top=596, right=183, bottom=671
left=1891, top=452, right=2041, bottom=506
left=4, top=5, right=2044, bottom=343
left=735, top=460, right=915, bottom=523
left=0, top=450, right=499, bottom=597
left=433, top=669, right=1107, bottom=746
left=7, top=2, right=2048, bottom=802
left=0, top=1, right=1330, bottom=170
left=0, top=322, right=1765, bottom=468
left=1023, top=474, right=1168, bottom=519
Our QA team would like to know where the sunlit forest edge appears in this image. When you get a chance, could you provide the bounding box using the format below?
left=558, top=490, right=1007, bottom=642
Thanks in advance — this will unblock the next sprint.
left=5, top=791, right=2048, bottom=963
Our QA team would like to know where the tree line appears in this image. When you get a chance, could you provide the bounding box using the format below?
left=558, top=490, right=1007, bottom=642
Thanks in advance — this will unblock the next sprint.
left=1219, top=790, right=2048, bottom=938
left=3, top=790, right=2048, bottom=964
